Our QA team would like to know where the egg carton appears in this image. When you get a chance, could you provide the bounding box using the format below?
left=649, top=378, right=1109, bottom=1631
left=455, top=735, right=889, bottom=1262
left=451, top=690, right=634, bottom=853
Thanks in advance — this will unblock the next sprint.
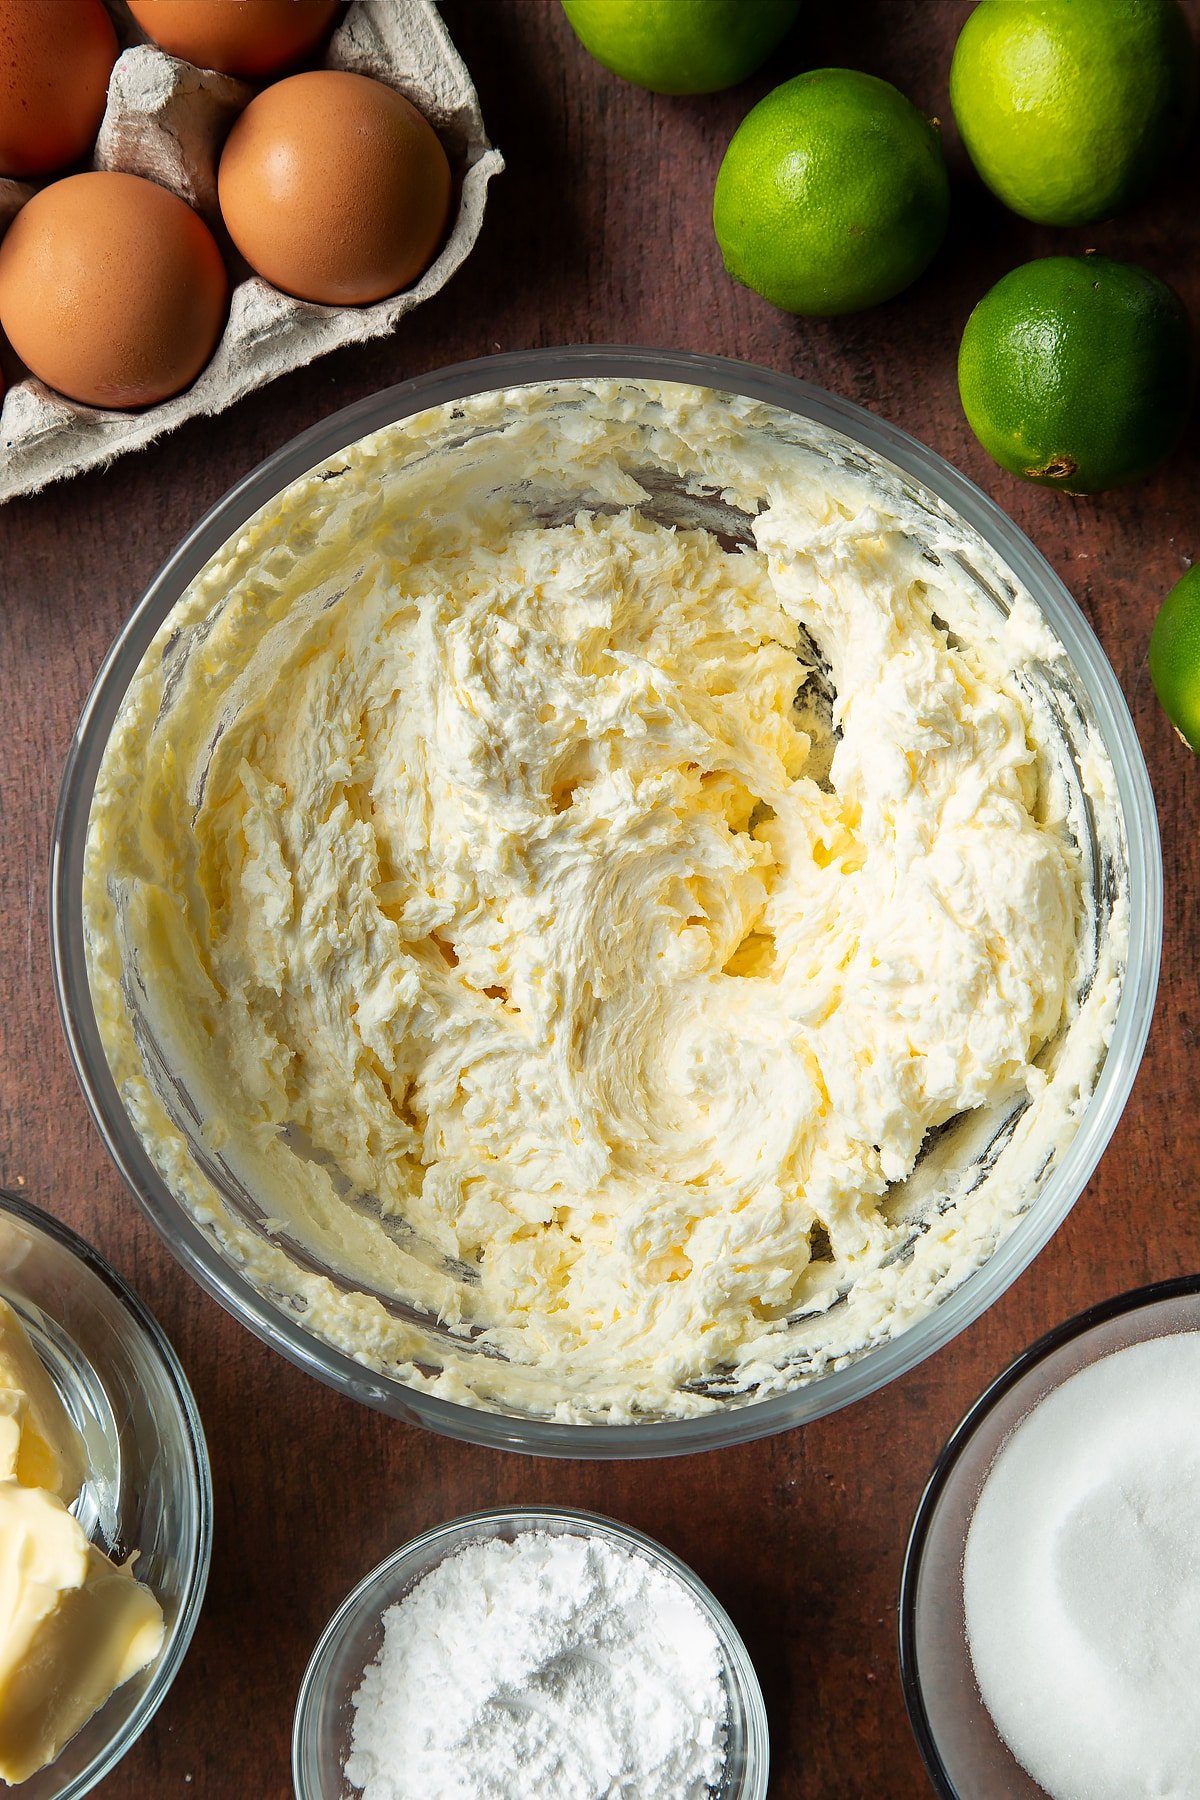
left=0, top=0, right=503, bottom=504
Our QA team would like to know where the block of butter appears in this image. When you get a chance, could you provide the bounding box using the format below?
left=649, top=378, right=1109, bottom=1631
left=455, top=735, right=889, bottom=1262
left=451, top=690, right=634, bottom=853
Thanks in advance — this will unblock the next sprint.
left=0, top=1299, right=84, bottom=1504
left=0, top=1480, right=165, bottom=1784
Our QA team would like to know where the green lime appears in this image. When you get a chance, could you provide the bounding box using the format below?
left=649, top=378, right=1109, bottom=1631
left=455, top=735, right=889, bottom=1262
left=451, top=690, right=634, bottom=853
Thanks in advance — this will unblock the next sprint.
left=712, top=68, right=949, bottom=316
left=560, top=0, right=799, bottom=95
left=957, top=255, right=1194, bottom=494
left=950, top=0, right=1197, bottom=226
left=1150, top=565, right=1200, bottom=751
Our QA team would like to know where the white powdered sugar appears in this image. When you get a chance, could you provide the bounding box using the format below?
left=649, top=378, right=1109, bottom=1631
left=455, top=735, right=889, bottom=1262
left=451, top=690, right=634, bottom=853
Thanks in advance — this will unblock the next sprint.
left=344, top=1529, right=729, bottom=1800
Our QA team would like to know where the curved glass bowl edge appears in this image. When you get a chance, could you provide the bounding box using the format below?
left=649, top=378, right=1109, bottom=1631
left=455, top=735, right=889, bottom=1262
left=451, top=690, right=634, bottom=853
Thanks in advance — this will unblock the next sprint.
left=291, top=1504, right=770, bottom=1800
left=896, top=1272, right=1200, bottom=1799
left=50, top=345, right=1164, bottom=1460
left=0, top=1187, right=213, bottom=1799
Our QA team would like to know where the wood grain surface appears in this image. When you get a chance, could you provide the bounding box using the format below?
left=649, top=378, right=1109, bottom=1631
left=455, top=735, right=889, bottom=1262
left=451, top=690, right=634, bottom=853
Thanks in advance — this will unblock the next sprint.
left=3, top=3, right=1199, bottom=1795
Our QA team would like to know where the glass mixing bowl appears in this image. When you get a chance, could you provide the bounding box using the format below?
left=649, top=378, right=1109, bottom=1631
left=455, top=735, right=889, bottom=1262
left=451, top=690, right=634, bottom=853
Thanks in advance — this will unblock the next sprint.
left=899, top=1277, right=1200, bottom=1798
left=51, top=347, right=1161, bottom=1457
left=292, top=1506, right=769, bottom=1800
left=0, top=1187, right=211, bottom=1799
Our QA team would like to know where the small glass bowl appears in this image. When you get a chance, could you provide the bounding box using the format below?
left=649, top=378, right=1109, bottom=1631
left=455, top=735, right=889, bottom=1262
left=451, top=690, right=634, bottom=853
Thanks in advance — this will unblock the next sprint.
left=0, top=1187, right=212, bottom=1800
left=899, top=1275, right=1200, bottom=1798
left=292, top=1505, right=770, bottom=1800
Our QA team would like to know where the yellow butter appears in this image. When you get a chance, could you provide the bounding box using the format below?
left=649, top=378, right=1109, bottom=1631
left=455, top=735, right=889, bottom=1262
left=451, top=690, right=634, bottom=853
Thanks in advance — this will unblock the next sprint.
left=0, top=1300, right=84, bottom=1505
left=0, top=1394, right=25, bottom=1486
left=0, top=1480, right=164, bottom=1784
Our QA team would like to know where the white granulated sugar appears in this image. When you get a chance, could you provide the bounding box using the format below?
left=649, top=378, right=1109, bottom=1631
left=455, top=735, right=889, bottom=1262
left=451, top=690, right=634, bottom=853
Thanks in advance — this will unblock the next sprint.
left=963, top=1331, right=1200, bottom=1800
left=344, top=1529, right=729, bottom=1800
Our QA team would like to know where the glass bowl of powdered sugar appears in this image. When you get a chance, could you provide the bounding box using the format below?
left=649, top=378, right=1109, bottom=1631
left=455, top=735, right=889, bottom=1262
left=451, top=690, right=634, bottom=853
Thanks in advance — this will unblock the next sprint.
left=899, top=1275, right=1200, bottom=1799
left=292, top=1505, right=769, bottom=1800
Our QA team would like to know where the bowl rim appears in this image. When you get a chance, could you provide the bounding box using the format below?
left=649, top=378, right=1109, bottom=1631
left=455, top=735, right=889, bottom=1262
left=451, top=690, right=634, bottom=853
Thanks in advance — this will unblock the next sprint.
left=897, top=1272, right=1200, bottom=1798
left=0, top=1185, right=213, bottom=1799
left=290, top=1502, right=770, bottom=1800
left=50, top=344, right=1163, bottom=1459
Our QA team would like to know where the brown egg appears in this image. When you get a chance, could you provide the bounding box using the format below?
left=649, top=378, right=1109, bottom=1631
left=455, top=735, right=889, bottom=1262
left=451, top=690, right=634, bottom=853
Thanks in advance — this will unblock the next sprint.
left=0, top=0, right=118, bottom=178
left=0, top=173, right=228, bottom=409
left=217, top=70, right=451, bottom=306
left=127, top=0, right=340, bottom=79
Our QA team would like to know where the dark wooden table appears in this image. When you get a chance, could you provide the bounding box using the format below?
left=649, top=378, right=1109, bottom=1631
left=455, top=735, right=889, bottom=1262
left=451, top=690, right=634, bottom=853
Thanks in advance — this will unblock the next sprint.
left=3, top=3, right=1198, bottom=1794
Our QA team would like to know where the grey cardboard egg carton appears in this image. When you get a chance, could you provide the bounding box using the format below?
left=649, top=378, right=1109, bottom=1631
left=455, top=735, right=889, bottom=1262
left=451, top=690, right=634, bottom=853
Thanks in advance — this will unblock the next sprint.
left=0, top=0, right=503, bottom=504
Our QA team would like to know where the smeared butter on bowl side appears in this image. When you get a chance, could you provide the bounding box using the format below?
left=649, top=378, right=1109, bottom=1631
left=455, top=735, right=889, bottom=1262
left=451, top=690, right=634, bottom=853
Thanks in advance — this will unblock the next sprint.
left=0, top=1298, right=84, bottom=1504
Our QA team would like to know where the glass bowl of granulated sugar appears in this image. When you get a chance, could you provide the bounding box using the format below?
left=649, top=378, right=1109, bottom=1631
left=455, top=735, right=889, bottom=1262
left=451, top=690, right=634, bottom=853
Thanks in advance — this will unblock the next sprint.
left=293, top=1505, right=769, bottom=1800
left=900, top=1275, right=1200, bottom=1800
